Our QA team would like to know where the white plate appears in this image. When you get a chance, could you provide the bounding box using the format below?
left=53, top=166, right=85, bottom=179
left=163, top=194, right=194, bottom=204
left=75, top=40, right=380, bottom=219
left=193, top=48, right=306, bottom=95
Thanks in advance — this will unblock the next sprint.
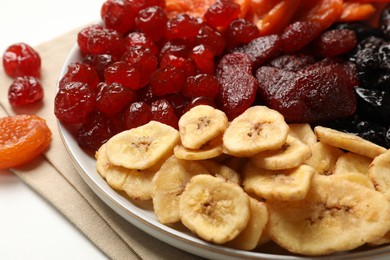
left=58, top=44, right=390, bottom=260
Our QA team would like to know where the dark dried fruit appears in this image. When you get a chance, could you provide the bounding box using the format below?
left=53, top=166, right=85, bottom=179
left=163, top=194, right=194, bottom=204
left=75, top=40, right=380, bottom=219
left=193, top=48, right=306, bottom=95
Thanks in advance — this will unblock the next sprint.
left=380, top=4, right=390, bottom=39
left=268, top=54, right=315, bottom=71
left=310, top=29, right=357, bottom=57
left=281, top=21, right=321, bottom=53
left=355, top=87, right=390, bottom=125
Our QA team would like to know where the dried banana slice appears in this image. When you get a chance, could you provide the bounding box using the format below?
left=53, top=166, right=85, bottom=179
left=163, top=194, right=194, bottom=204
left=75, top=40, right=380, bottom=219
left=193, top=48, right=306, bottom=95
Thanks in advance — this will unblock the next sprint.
left=288, top=123, right=317, bottom=145
left=268, top=174, right=390, bottom=256
left=223, top=106, right=289, bottom=157
left=369, top=149, right=390, bottom=200
left=152, top=156, right=209, bottom=224
left=198, top=159, right=240, bottom=184
left=226, top=198, right=268, bottom=250
left=179, top=174, right=250, bottom=244
left=251, top=135, right=312, bottom=170
left=243, top=162, right=315, bottom=201
left=174, top=136, right=223, bottom=160
left=333, top=152, right=375, bottom=190
left=314, top=126, right=386, bottom=159
left=96, top=143, right=156, bottom=200
left=304, top=142, right=344, bottom=175
left=178, top=105, right=228, bottom=149
left=106, top=121, right=179, bottom=170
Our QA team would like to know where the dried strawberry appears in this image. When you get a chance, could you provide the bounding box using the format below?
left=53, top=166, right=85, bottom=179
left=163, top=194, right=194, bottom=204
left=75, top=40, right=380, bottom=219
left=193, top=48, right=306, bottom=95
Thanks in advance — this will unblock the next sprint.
left=216, top=52, right=253, bottom=77
left=3, top=43, right=41, bottom=78
left=96, top=82, right=138, bottom=116
left=101, top=0, right=136, bottom=34
left=233, top=34, right=282, bottom=68
left=54, top=82, right=96, bottom=124
left=8, top=76, right=44, bottom=106
left=310, top=29, right=357, bottom=57
left=151, top=99, right=178, bottom=129
left=268, top=54, right=315, bottom=71
left=281, top=21, right=321, bottom=53
left=124, top=101, right=152, bottom=129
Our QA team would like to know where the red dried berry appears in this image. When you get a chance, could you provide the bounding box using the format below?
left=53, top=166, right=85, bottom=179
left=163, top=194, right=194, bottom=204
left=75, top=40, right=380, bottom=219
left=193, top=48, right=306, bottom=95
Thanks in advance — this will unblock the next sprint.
left=121, top=46, right=158, bottom=87
left=182, top=74, right=220, bottom=99
left=151, top=99, right=178, bottom=129
left=136, top=85, right=156, bottom=104
left=87, top=28, right=124, bottom=59
left=204, top=0, right=241, bottom=29
left=233, top=34, right=282, bottom=68
left=184, top=96, right=217, bottom=113
left=163, top=93, right=189, bottom=117
left=160, top=54, right=196, bottom=77
left=311, top=29, right=357, bottom=57
left=135, top=6, right=168, bottom=42
left=159, top=39, right=192, bottom=59
left=166, top=14, right=203, bottom=40
left=225, top=18, right=260, bottom=50
left=150, top=66, right=186, bottom=96
left=104, top=61, right=141, bottom=90
left=8, top=76, right=44, bottom=106
left=3, top=43, right=41, bottom=78
left=83, top=54, right=116, bottom=81
left=59, top=62, right=100, bottom=90
left=96, top=82, right=138, bottom=116
left=101, top=0, right=136, bottom=34
left=190, top=45, right=215, bottom=74
left=125, top=32, right=159, bottom=55
left=77, top=111, right=117, bottom=151
left=124, top=101, right=152, bottom=129
left=195, top=25, right=225, bottom=56
left=54, top=82, right=96, bottom=124
left=128, top=0, right=165, bottom=14
left=77, top=25, right=104, bottom=55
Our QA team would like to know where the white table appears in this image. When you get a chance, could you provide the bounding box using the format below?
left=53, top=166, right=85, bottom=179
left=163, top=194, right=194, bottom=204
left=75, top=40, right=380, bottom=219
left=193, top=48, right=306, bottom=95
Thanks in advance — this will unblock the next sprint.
left=0, top=1, right=107, bottom=259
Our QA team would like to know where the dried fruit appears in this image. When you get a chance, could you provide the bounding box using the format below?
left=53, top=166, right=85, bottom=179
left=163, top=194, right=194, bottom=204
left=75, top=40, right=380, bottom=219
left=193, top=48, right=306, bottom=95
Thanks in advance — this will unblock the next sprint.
left=0, top=115, right=51, bottom=169
left=8, top=76, right=44, bottom=106
left=3, top=43, right=41, bottom=78
left=101, top=0, right=136, bottom=34
left=124, top=101, right=152, bottom=129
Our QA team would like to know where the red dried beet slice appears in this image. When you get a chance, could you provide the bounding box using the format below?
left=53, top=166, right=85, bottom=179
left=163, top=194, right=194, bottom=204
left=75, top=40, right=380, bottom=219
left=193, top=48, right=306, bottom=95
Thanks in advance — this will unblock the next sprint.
left=233, top=34, right=282, bottom=68
left=268, top=54, right=315, bottom=71
left=310, top=29, right=357, bottom=57
left=151, top=99, right=178, bottom=129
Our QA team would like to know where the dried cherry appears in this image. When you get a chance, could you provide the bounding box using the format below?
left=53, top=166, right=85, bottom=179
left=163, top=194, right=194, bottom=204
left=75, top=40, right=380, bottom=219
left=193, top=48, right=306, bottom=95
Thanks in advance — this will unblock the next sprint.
left=182, top=74, right=220, bottom=99
left=124, top=101, right=152, bottom=129
left=104, top=61, right=141, bottom=90
left=151, top=99, right=178, bottom=129
left=59, top=62, right=100, bottom=90
left=135, top=6, right=168, bottom=42
left=8, top=76, right=44, bottom=106
left=3, top=43, right=41, bottom=78
left=150, top=66, right=186, bottom=96
left=101, top=0, right=135, bottom=34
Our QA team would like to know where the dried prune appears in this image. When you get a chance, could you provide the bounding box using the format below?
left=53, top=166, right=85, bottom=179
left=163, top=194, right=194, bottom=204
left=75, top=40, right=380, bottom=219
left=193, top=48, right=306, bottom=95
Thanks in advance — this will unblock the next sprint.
left=355, top=87, right=390, bottom=125
left=380, top=4, right=390, bottom=39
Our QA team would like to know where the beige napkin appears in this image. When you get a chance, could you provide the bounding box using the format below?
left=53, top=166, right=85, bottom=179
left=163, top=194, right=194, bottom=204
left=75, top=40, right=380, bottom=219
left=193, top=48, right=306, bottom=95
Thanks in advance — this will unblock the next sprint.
left=0, top=28, right=201, bottom=260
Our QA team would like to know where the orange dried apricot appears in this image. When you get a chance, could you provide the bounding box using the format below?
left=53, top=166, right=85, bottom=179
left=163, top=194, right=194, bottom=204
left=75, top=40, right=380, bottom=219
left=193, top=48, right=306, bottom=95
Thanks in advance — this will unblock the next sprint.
left=0, top=114, right=51, bottom=169
left=339, top=2, right=376, bottom=22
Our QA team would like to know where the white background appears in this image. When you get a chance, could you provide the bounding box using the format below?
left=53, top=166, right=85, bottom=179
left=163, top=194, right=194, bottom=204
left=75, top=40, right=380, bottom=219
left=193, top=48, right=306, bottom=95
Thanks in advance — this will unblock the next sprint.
left=0, top=0, right=108, bottom=259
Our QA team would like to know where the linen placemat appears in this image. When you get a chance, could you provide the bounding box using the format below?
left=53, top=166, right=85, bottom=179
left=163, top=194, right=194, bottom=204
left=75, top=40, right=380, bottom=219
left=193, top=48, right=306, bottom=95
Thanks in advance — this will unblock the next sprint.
left=0, top=27, right=200, bottom=260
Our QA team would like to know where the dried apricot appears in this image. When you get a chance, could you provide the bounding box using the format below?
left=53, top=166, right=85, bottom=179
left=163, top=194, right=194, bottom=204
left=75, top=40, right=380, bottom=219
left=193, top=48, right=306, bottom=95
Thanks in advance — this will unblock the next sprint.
left=0, top=115, right=51, bottom=169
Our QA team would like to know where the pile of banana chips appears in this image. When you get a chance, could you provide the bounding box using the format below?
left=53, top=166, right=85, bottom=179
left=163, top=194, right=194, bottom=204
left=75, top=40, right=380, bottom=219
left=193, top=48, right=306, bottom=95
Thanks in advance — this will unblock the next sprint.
left=96, top=105, right=390, bottom=256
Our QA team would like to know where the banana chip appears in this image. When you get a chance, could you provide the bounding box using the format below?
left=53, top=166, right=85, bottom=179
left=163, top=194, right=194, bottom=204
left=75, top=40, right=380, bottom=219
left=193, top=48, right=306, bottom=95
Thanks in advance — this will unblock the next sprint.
left=369, top=149, right=390, bottom=200
left=268, top=174, right=390, bottom=256
left=180, top=174, right=250, bottom=244
left=288, top=123, right=317, bottom=145
left=304, top=142, right=344, bottom=175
